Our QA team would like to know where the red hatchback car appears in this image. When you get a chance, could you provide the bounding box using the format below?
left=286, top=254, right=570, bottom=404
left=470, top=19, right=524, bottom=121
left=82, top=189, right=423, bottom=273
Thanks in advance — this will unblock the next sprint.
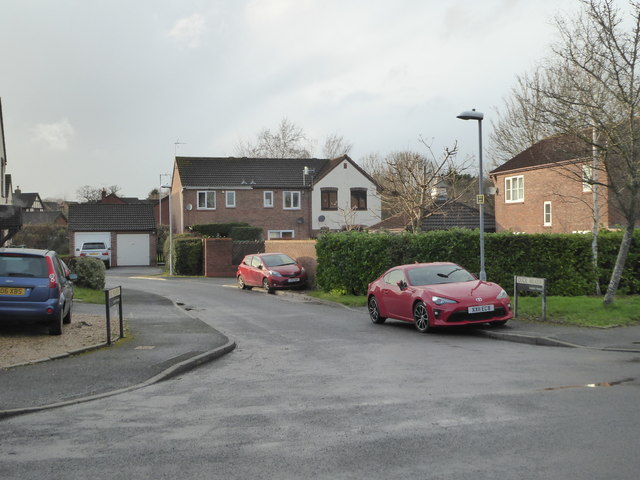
left=367, top=262, right=512, bottom=333
left=237, top=253, right=307, bottom=293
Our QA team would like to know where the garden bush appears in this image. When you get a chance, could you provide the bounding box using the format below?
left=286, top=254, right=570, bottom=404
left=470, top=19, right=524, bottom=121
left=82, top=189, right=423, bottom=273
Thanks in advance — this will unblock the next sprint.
left=173, top=237, right=203, bottom=275
left=67, top=256, right=105, bottom=290
left=190, top=222, right=249, bottom=238
left=11, top=225, right=69, bottom=254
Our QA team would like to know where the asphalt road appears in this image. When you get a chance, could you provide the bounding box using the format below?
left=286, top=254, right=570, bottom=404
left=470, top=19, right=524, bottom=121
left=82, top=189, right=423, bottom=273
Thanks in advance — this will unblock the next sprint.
left=1, top=270, right=639, bottom=479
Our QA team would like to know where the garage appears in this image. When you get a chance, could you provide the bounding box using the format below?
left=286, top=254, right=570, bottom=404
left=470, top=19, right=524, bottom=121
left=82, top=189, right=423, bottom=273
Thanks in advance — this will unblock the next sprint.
left=116, top=234, right=150, bottom=266
left=68, top=203, right=156, bottom=268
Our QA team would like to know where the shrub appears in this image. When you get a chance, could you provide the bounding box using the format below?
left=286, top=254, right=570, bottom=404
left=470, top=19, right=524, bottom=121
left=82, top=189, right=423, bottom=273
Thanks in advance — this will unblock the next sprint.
left=68, top=256, right=105, bottom=290
left=11, top=225, right=69, bottom=254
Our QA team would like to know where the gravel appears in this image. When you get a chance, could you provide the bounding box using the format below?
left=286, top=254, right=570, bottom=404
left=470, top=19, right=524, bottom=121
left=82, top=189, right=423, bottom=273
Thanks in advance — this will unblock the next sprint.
left=0, top=311, right=123, bottom=369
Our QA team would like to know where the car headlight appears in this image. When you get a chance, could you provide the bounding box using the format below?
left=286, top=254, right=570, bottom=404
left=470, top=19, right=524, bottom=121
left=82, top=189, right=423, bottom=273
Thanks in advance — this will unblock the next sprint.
left=497, top=289, right=509, bottom=299
left=269, top=270, right=283, bottom=277
left=432, top=296, right=457, bottom=305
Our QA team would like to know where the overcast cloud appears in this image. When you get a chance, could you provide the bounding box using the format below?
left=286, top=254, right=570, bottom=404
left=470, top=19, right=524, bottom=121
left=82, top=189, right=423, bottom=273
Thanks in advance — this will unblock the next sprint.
left=0, top=0, right=580, bottom=200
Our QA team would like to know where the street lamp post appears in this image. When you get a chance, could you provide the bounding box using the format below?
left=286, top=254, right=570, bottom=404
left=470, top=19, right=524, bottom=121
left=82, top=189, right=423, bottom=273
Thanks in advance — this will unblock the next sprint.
left=457, top=109, right=486, bottom=281
left=161, top=183, right=173, bottom=275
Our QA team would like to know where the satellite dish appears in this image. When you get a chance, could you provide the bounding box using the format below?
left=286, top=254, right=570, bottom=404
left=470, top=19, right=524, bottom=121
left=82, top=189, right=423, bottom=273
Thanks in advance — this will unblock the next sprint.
left=186, top=204, right=193, bottom=211
left=297, top=217, right=304, bottom=224
left=318, top=215, right=326, bottom=222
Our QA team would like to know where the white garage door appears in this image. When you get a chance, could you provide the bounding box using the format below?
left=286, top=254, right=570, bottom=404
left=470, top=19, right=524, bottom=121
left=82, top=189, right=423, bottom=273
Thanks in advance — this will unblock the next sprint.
left=74, top=232, right=110, bottom=255
left=116, top=234, right=150, bottom=266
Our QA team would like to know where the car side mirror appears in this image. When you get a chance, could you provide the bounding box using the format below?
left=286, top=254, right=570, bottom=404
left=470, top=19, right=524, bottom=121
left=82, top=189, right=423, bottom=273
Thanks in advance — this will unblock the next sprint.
left=397, top=280, right=407, bottom=290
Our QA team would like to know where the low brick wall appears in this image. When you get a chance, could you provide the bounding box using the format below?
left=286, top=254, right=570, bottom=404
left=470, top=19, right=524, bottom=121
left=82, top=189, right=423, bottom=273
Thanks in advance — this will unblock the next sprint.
left=203, top=238, right=236, bottom=277
left=266, top=240, right=317, bottom=287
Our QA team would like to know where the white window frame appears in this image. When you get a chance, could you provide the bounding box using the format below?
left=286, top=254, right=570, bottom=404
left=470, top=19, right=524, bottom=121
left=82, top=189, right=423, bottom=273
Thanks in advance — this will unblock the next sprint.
left=225, top=191, right=236, bottom=208
left=505, top=175, right=524, bottom=203
left=268, top=230, right=295, bottom=239
left=543, top=201, right=552, bottom=226
left=283, top=191, right=301, bottom=210
left=197, top=190, right=216, bottom=210
left=264, top=191, right=274, bottom=208
left=582, top=165, right=594, bottom=192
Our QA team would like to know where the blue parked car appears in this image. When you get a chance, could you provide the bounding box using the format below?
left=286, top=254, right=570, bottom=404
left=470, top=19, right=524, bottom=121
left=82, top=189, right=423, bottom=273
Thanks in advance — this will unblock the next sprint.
left=0, top=248, right=77, bottom=335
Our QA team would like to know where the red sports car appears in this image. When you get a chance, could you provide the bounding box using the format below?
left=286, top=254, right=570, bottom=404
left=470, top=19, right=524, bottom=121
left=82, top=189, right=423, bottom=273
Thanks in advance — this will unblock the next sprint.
left=367, top=262, right=512, bottom=333
left=237, top=253, right=307, bottom=293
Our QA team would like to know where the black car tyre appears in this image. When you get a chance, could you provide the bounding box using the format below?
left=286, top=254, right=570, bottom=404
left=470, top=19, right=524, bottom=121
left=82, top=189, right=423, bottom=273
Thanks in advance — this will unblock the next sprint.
left=63, top=303, right=72, bottom=324
left=413, top=301, right=432, bottom=333
left=49, top=309, right=63, bottom=335
left=491, top=320, right=508, bottom=327
left=262, top=277, right=274, bottom=294
left=237, top=275, right=252, bottom=290
left=368, top=296, right=386, bottom=324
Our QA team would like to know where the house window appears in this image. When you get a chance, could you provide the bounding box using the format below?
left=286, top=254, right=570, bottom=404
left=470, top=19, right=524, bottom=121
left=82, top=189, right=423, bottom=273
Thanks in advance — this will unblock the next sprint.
left=351, top=188, right=367, bottom=210
left=505, top=176, right=524, bottom=203
left=225, top=191, right=236, bottom=208
left=283, top=191, right=301, bottom=210
left=321, top=188, right=338, bottom=210
left=582, top=165, right=594, bottom=192
left=264, top=191, right=274, bottom=208
left=268, top=230, right=294, bottom=239
left=544, top=201, right=552, bottom=226
left=197, top=191, right=216, bottom=210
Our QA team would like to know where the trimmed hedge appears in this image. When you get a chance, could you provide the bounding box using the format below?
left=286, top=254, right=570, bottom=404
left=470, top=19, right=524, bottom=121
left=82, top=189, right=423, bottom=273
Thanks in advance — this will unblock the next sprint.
left=316, top=230, right=640, bottom=296
left=68, top=256, right=106, bottom=290
left=11, top=225, right=69, bottom=254
left=173, top=237, right=203, bottom=275
left=190, top=222, right=250, bottom=238
left=229, top=226, right=262, bottom=241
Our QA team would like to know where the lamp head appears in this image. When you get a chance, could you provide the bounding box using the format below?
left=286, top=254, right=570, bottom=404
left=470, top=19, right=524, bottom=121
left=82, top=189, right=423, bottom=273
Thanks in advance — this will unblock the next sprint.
left=457, top=109, right=484, bottom=121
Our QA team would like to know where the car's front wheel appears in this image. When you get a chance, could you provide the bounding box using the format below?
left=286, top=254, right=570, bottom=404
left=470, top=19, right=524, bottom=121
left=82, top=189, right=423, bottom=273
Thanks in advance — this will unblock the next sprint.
left=413, top=301, right=432, bottom=333
left=262, top=277, right=274, bottom=294
left=368, top=296, right=386, bottom=324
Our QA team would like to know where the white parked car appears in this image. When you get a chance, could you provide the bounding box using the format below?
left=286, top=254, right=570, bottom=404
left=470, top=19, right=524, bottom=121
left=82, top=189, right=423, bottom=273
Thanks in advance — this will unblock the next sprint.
left=77, top=242, right=111, bottom=269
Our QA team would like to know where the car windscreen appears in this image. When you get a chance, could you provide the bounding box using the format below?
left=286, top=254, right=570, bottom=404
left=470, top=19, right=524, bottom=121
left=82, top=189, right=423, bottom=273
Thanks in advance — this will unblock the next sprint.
left=82, top=243, right=106, bottom=250
left=407, top=265, right=475, bottom=286
left=262, top=254, right=296, bottom=267
left=0, top=254, right=48, bottom=278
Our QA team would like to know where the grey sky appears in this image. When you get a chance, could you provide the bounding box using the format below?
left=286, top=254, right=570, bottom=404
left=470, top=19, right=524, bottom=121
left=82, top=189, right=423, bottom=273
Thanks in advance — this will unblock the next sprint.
left=0, top=0, right=580, bottom=200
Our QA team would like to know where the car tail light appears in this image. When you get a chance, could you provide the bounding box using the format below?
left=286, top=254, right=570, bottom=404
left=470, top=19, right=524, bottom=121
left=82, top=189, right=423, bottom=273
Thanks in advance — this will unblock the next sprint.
left=45, top=256, right=60, bottom=291
left=80, top=253, right=86, bottom=256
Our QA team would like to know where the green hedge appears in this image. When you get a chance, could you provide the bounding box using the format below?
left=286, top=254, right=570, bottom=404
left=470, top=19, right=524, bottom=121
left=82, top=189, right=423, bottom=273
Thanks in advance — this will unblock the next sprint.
left=229, top=226, right=262, bottom=241
left=316, top=230, right=640, bottom=296
left=11, top=225, right=69, bottom=254
left=173, top=237, right=203, bottom=275
left=190, top=222, right=250, bottom=238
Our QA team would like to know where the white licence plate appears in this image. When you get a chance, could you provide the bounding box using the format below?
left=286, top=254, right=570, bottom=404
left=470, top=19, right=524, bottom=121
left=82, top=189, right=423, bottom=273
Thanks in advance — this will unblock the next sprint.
left=288, top=278, right=300, bottom=283
left=468, top=305, right=494, bottom=314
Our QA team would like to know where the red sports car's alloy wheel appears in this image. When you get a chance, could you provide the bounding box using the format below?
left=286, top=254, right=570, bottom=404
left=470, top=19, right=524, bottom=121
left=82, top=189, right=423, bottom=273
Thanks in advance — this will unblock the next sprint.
left=413, top=301, right=431, bottom=333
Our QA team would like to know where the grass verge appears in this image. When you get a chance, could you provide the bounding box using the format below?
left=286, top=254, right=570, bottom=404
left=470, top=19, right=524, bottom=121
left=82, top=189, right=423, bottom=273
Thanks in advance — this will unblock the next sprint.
left=74, top=287, right=105, bottom=304
left=307, top=291, right=640, bottom=328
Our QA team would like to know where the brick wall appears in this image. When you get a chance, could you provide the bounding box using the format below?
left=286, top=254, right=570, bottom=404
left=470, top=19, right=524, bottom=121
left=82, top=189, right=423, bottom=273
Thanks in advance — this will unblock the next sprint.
left=492, top=163, right=610, bottom=233
left=203, top=238, right=236, bottom=277
left=179, top=188, right=313, bottom=239
left=266, top=239, right=317, bottom=286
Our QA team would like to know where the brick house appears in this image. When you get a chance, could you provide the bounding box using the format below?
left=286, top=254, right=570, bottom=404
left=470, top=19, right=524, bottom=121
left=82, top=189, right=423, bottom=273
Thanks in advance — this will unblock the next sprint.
left=489, top=134, right=616, bottom=233
left=169, top=155, right=381, bottom=239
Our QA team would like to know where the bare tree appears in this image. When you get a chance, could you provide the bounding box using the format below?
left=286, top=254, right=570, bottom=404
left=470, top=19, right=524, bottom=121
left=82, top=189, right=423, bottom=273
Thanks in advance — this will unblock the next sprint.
left=375, top=141, right=468, bottom=233
left=235, top=118, right=312, bottom=158
left=322, top=133, right=353, bottom=159
left=513, top=0, right=640, bottom=304
left=76, top=185, right=120, bottom=202
left=489, top=71, right=556, bottom=167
